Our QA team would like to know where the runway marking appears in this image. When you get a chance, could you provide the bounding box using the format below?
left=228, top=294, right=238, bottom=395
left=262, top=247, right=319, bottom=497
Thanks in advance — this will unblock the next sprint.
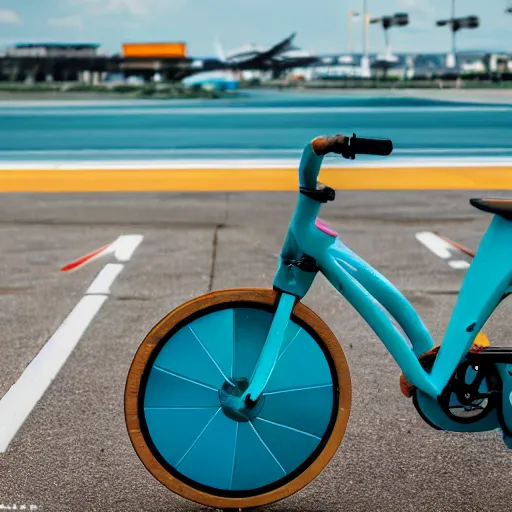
left=448, top=260, right=471, bottom=270
left=60, top=235, right=143, bottom=271
left=2, top=165, right=512, bottom=192
left=415, top=231, right=473, bottom=270
left=0, top=235, right=143, bottom=453
left=1, top=106, right=510, bottom=115
left=415, top=232, right=452, bottom=259
left=1, top=157, right=512, bottom=170
left=60, top=243, right=113, bottom=272
left=85, top=263, right=124, bottom=295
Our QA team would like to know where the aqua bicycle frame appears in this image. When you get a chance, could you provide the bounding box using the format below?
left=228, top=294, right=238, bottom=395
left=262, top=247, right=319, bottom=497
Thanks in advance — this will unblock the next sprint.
left=241, top=141, right=512, bottom=406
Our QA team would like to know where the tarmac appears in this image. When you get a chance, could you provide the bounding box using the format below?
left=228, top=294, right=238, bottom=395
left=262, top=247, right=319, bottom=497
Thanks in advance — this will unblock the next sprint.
left=1, top=190, right=512, bottom=511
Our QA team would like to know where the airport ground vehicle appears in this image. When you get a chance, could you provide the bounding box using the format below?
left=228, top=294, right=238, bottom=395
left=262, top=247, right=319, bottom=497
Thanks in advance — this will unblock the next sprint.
left=125, top=133, right=512, bottom=509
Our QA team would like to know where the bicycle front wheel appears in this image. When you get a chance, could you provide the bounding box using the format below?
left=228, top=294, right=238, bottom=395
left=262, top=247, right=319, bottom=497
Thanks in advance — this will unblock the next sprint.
left=125, top=288, right=351, bottom=509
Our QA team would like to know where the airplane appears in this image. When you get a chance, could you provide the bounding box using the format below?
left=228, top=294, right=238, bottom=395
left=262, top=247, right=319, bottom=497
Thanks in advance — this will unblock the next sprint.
left=188, top=33, right=319, bottom=74
left=216, top=33, right=318, bottom=70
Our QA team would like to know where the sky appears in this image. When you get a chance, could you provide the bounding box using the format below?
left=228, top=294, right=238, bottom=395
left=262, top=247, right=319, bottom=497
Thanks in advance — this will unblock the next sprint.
left=0, top=0, right=510, bottom=57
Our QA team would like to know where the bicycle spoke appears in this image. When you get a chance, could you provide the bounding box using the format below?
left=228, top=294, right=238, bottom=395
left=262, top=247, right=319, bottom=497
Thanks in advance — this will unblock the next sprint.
left=144, top=407, right=221, bottom=467
left=145, top=405, right=219, bottom=410
left=189, top=325, right=234, bottom=385
left=176, top=408, right=222, bottom=468
left=264, top=383, right=332, bottom=396
left=252, top=417, right=322, bottom=474
left=261, top=385, right=334, bottom=438
left=248, top=421, right=286, bottom=474
left=231, top=422, right=287, bottom=490
left=145, top=365, right=219, bottom=408
left=254, top=416, right=321, bottom=440
left=153, top=327, right=226, bottom=389
left=153, top=366, right=218, bottom=392
left=176, top=409, right=238, bottom=490
left=230, top=423, right=239, bottom=490
left=187, top=308, right=235, bottom=384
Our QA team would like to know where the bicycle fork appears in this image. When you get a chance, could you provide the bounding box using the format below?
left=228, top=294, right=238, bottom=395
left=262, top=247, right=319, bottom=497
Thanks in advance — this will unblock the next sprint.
left=218, top=292, right=296, bottom=420
left=242, top=292, right=296, bottom=408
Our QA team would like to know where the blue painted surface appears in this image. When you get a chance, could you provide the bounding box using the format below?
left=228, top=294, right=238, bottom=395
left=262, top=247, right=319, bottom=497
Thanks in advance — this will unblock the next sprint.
left=143, top=304, right=338, bottom=491
left=144, top=407, right=220, bottom=466
left=252, top=417, right=321, bottom=474
left=264, top=325, right=332, bottom=392
left=144, top=366, right=219, bottom=408
left=176, top=409, right=238, bottom=490
left=261, top=386, right=334, bottom=439
left=188, top=308, right=234, bottom=382
left=1, top=90, right=511, bottom=161
left=233, top=308, right=273, bottom=380
left=231, top=422, right=285, bottom=490
left=151, top=326, right=226, bottom=390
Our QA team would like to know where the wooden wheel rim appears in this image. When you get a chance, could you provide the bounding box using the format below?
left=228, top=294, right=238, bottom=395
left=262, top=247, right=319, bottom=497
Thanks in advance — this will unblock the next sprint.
left=125, top=288, right=351, bottom=509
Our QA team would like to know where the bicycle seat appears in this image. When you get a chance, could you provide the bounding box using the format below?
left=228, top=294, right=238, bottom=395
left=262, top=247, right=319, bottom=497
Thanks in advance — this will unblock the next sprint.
left=470, top=198, right=512, bottom=221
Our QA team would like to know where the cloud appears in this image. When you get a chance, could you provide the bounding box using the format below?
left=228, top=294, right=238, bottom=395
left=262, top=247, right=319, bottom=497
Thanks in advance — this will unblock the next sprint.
left=0, top=9, right=21, bottom=24
left=78, top=0, right=184, bottom=17
left=392, top=0, right=437, bottom=31
left=47, top=15, right=84, bottom=30
left=396, top=0, right=435, bottom=14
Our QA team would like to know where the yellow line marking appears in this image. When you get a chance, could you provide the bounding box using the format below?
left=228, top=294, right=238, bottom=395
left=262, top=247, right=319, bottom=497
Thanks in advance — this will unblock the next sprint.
left=1, top=166, right=512, bottom=192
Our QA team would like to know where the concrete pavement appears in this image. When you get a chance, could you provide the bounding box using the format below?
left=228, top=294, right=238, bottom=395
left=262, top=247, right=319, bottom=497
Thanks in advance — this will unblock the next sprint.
left=1, top=190, right=512, bottom=511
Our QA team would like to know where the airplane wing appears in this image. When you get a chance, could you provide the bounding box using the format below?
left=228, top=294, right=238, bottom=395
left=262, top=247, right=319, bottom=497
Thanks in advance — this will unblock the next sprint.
left=234, top=33, right=296, bottom=69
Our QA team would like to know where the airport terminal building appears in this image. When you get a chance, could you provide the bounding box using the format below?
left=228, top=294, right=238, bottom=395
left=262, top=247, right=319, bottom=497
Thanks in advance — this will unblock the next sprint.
left=0, top=41, right=511, bottom=84
left=0, top=42, right=192, bottom=83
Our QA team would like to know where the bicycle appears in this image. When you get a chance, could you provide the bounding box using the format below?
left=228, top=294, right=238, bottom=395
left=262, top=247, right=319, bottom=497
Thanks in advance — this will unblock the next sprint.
left=125, top=133, right=512, bottom=510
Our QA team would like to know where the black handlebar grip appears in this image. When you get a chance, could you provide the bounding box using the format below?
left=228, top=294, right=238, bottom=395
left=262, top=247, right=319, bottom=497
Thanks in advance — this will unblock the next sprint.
left=349, top=134, right=393, bottom=156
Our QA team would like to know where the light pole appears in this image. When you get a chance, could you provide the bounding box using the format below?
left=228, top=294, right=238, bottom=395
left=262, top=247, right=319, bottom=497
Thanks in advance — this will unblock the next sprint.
left=369, top=13, right=409, bottom=77
left=347, top=10, right=360, bottom=54
left=369, top=13, right=409, bottom=54
left=360, top=0, right=371, bottom=77
left=451, top=0, right=456, bottom=55
left=436, top=0, right=479, bottom=69
left=362, top=0, right=368, bottom=58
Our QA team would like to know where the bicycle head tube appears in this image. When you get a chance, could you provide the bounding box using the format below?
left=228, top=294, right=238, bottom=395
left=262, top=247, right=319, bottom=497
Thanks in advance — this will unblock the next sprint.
left=299, top=141, right=324, bottom=189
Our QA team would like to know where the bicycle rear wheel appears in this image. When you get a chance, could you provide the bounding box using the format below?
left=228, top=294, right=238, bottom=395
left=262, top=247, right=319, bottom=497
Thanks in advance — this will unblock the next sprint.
left=125, top=288, right=351, bottom=509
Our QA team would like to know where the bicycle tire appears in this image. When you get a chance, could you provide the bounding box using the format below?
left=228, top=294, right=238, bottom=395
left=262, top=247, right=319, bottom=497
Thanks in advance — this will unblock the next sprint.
left=125, top=288, right=351, bottom=509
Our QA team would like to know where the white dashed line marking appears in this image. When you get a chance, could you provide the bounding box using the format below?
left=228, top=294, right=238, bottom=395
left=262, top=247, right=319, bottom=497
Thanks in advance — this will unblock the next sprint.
left=415, top=231, right=473, bottom=271
left=85, top=263, right=125, bottom=295
left=0, top=234, right=143, bottom=453
left=415, top=231, right=452, bottom=259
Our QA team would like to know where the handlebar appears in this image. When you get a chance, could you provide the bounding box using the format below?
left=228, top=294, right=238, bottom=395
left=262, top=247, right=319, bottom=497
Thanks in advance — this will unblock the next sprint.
left=299, top=133, right=393, bottom=191
left=311, top=133, right=393, bottom=158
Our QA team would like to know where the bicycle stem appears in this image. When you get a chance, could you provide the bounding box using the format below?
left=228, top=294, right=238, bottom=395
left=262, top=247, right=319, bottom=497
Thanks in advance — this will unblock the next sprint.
left=241, top=292, right=296, bottom=404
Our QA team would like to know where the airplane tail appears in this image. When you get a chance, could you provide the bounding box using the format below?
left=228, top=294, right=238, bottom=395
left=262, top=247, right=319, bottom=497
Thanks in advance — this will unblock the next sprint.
left=214, top=38, right=226, bottom=62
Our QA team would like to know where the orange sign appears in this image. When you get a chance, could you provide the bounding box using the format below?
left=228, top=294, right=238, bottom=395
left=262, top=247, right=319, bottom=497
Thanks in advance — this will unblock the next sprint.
left=122, top=43, right=187, bottom=58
